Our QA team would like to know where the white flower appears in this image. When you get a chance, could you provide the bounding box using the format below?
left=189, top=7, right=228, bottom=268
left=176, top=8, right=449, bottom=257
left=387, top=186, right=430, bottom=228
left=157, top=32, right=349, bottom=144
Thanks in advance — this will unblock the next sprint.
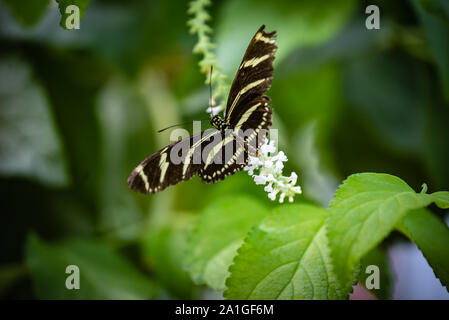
left=264, top=160, right=273, bottom=168
left=244, top=138, right=302, bottom=203
left=248, top=156, right=260, bottom=166
left=272, top=151, right=287, bottom=162
left=275, top=160, right=284, bottom=171
left=279, top=193, right=286, bottom=203
left=268, top=190, right=279, bottom=200
left=264, top=184, right=273, bottom=193
left=289, top=172, right=298, bottom=184
left=254, top=174, right=269, bottom=185
left=260, top=140, right=276, bottom=154
left=206, top=105, right=223, bottom=116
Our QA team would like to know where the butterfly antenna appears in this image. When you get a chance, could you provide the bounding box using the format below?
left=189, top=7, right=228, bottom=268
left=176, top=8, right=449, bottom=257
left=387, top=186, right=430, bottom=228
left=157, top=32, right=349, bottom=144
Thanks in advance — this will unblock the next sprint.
left=157, top=121, right=192, bottom=133
left=157, top=118, right=210, bottom=133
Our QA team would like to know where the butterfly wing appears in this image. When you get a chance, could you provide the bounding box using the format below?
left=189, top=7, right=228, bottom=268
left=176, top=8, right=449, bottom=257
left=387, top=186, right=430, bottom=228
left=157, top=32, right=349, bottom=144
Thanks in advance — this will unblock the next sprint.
left=127, top=129, right=221, bottom=194
left=198, top=131, right=248, bottom=183
left=225, top=25, right=277, bottom=132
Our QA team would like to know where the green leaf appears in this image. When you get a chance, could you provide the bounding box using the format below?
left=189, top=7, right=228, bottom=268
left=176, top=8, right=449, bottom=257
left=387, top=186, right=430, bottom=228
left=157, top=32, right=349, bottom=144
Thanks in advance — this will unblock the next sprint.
left=327, top=173, right=447, bottom=289
left=360, top=246, right=392, bottom=300
left=0, top=57, right=69, bottom=186
left=141, top=214, right=197, bottom=299
left=224, top=204, right=346, bottom=300
left=26, top=233, right=158, bottom=299
left=397, top=208, right=449, bottom=291
left=184, top=196, right=269, bottom=291
left=56, top=0, right=90, bottom=30
left=1, top=0, right=50, bottom=27
left=432, top=191, right=449, bottom=208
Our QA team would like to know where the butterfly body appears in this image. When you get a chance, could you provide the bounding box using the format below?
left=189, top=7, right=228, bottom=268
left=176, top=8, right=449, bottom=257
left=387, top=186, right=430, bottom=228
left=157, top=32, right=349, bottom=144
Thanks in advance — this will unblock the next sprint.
left=210, top=115, right=230, bottom=132
left=127, top=25, right=277, bottom=194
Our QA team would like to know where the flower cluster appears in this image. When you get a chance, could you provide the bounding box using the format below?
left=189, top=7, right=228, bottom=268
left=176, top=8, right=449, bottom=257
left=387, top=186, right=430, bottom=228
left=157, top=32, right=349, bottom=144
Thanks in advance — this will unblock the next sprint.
left=244, top=139, right=302, bottom=203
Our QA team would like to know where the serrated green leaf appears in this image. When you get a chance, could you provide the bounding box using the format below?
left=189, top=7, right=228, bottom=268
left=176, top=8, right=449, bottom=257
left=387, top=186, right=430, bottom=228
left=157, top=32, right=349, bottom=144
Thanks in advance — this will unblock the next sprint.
left=184, top=196, right=269, bottom=291
left=56, top=0, right=90, bottom=30
left=327, top=173, right=447, bottom=290
left=26, top=233, right=158, bottom=299
left=397, top=208, right=449, bottom=291
left=224, top=204, right=346, bottom=300
left=360, top=246, right=392, bottom=300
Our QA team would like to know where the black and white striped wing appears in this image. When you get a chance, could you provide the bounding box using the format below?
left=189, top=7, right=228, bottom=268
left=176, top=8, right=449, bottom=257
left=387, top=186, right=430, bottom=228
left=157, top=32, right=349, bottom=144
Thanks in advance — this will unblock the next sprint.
left=127, top=129, right=221, bottom=194
left=225, top=25, right=276, bottom=135
left=198, top=132, right=247, bottom=183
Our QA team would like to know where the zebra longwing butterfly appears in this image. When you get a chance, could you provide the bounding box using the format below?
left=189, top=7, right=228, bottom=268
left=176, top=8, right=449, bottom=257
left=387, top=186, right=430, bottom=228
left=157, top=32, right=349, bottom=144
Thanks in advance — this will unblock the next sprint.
left=127, top=25, right=277, bottom=194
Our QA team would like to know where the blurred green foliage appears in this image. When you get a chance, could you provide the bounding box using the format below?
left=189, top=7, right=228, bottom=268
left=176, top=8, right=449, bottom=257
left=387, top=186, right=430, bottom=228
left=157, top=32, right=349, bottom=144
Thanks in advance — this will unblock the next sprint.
left=0, top=0, right=448, bottom=299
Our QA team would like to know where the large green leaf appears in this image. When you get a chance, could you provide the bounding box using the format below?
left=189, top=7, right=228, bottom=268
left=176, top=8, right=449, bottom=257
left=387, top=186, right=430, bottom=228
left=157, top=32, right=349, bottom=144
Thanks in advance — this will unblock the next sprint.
left=224, top=204, right=345, bottom=300
left=327, top=173, right=448, bottom=289
left=397, top=208, right=449, bottom=291
left=26, top=233, right=158, bottom=299
left=184, top=196, right=269, bottom=291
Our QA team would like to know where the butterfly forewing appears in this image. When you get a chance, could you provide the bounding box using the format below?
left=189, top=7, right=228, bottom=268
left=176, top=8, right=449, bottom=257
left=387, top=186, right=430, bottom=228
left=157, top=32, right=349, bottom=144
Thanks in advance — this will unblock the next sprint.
left=225, top=25, right=277, bottom=128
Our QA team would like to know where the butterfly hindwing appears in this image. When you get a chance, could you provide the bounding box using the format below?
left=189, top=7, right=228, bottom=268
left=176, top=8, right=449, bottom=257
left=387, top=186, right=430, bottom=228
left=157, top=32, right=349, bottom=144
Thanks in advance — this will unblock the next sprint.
left=127, top=130, right=221, bottom=194
left=199, top=133, right=247, bottom=183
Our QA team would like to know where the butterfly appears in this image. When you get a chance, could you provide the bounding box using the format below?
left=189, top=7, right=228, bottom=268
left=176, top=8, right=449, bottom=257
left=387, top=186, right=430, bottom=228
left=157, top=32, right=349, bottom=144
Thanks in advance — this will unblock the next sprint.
left=127, top=25, right=277, bottom=194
